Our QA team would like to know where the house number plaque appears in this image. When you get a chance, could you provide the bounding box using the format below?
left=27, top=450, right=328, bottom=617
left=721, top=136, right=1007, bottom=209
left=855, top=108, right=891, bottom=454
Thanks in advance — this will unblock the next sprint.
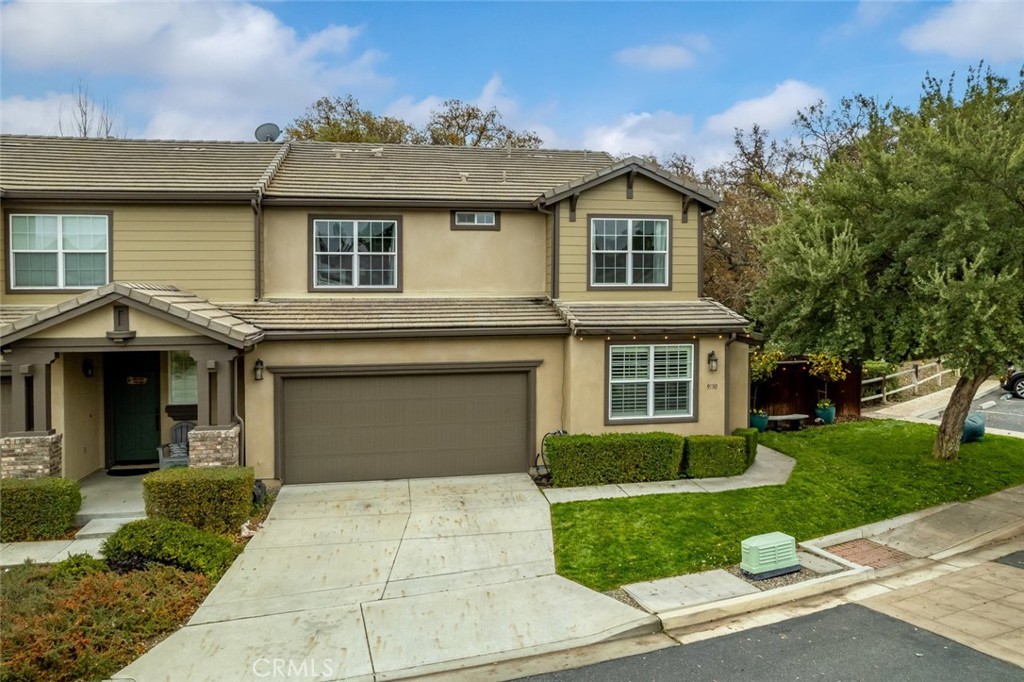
left=126, top=377, right=148, bottom=385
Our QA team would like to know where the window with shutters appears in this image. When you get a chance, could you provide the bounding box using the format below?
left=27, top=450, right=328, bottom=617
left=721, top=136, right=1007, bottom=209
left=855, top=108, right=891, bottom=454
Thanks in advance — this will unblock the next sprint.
left=608, top=343, right=693, bottom=421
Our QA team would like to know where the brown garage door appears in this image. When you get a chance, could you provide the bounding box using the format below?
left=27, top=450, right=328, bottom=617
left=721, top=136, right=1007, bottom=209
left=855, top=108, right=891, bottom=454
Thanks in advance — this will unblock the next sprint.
left=280, top=372, right=530, bottom=483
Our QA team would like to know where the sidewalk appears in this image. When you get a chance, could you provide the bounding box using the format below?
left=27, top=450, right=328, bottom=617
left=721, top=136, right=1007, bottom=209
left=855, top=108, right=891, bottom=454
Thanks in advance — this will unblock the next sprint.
left=866, top=379, right=1023, bottom=439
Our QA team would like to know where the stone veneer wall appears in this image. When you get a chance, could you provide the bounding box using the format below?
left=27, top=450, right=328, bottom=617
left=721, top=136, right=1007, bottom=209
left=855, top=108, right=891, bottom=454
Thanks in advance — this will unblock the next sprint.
left=189, top=424, right=241, bottom=467
left=0, top=433, right=63, bottom=479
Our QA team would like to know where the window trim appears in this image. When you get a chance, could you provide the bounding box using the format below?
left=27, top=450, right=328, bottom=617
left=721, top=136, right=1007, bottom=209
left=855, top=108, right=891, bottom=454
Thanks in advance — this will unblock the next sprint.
left=450, top=210, right=501, bottom=231
left=586, top=214, right=672, bottom=291
left=307, top=214, right=403, bottom=292
left=167, top=350, right=198, bottom=406
left=604, top=339, right=699, bottom=425
left=4, top=209, right=114, bottom=294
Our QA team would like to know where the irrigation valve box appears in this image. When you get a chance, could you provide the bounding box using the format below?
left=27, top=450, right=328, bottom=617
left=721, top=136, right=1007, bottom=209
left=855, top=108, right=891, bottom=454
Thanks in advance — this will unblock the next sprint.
left=740, top=531, right=800, bottom=580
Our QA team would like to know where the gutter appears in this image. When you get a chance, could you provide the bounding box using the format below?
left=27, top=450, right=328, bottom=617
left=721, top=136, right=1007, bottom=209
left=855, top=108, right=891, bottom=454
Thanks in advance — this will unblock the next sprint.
left=260, top=197, right=536, bottom=209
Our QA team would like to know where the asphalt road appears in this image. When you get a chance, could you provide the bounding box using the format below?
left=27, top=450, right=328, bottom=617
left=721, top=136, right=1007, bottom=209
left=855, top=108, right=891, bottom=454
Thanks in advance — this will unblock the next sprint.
left=970, top=387, right=1024, bottom=433
left=515, top=605, right=1023, bottom=682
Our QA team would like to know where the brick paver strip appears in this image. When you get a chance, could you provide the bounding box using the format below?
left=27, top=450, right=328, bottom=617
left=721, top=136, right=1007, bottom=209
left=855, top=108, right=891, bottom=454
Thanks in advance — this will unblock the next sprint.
left=827, top=539, right=913, bottom=569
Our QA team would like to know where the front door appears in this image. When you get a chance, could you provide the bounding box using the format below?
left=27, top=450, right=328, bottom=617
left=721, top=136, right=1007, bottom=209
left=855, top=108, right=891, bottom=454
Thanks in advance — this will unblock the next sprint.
left=107, top=352, right=161, bottom=465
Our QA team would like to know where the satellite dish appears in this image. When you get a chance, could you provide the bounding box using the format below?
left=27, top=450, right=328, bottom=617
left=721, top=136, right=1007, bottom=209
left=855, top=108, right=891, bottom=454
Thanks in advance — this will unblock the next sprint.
left=254, top=123, right=282, bottom=142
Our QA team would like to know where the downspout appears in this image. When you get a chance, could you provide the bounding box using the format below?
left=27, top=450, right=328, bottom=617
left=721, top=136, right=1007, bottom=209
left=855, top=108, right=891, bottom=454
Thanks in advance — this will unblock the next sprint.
left=535, top=202, right=557, bottom=300
left=724, top=332, right=737, bottom=433
left=234, top=352, right=246, bottom=467
left=251, top=196, right=263, bottom=301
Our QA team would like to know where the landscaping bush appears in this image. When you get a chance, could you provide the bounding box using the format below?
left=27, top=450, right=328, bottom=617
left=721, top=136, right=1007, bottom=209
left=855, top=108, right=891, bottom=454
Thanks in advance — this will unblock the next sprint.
left=0, top=477, right=81, bottom=542
left=862, top=360, right=899, bottom=398
left=101, top=518, right=240, bottom=579
left=143, top=466, right=254, bottom=535
left=49, top=553, right=109, bottom=583
left=731, top=428, right=759, bottom=468
left=683, top=435, right=747, bottom=478
left=546, top=432, right=684, bottom=488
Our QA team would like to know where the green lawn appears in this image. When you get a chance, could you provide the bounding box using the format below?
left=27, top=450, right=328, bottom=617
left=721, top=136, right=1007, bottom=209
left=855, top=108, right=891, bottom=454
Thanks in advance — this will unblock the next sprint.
left=550, top=420, right=1024, bottom=592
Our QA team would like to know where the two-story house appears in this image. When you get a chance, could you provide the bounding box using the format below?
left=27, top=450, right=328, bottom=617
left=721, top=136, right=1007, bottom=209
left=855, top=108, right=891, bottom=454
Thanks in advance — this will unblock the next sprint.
left=0, top=135, right=753, bottom=485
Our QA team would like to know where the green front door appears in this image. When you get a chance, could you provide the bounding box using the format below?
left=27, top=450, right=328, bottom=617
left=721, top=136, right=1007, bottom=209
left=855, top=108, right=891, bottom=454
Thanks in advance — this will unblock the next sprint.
left=107, top=352, right=161, bottom=465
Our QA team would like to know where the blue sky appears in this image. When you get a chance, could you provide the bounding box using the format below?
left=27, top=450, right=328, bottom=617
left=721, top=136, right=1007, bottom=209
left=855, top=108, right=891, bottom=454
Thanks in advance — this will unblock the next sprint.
left=1, top=1, right=1021, bottom=167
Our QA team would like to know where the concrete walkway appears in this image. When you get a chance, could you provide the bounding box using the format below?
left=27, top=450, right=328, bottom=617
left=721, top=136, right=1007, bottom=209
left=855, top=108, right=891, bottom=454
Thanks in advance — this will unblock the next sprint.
left=543, top=445, right=794, bottom=503
left=116, top=474, right=657, bottom=682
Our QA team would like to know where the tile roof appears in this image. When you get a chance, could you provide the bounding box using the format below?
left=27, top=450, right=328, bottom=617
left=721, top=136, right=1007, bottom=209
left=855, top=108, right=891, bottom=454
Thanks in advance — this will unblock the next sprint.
left=0, top=305, right=47, bottom=326
left=221, top=297, right=568, bottom=336
left=0, top=282, right=264, bottom=348
left=0, top=135, right=283, bottom=195
left=554, top=299, right=749, bottom=335
left=262, top=142, right=616, bottom=203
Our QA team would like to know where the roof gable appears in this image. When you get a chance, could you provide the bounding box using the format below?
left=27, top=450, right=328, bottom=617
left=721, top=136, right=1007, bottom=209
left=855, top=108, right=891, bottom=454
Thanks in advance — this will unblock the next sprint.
left=0, top=282, right=263, bottom=348
left=538, top=157, right=720, bottom=210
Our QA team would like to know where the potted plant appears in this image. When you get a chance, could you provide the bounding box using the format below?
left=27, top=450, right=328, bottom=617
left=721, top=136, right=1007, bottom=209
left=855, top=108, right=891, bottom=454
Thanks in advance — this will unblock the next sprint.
left=749, top=347, right=783, bottom=431
left=815, top=398, right=836, bottom=424
left=807, top=353, right=848, bottom=425
left=750, top=408, right=769, bottom=433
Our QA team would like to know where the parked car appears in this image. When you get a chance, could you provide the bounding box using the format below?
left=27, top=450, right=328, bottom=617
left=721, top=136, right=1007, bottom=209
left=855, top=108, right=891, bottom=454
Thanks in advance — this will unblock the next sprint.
left=1004, top=363, right=1024, bottom=399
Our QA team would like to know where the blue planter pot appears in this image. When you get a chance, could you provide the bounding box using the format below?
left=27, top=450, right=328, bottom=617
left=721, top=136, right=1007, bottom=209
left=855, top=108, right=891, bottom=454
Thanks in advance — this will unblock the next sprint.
left=750, top=413, right=769, bottom=433
left=815, top=406, right=836, bottom=424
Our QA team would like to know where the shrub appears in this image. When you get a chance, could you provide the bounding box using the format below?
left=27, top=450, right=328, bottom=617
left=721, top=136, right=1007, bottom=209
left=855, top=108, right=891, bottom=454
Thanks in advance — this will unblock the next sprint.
left=683, top=435, right=748, bottom=478
left=0, top=477, right=81, bottom=542
left=731, top=428, right=759, bottom=468
left=1, top=562, right=210, bottom=682
left=49, top=553, right=108, bottom=583
left=546, top=432, right=684, bottom=488
left=862, top=360, right=899, bottom=398
left=101, top=518, right=240, bottom=579
left=143, top=466, right=254, bottom=535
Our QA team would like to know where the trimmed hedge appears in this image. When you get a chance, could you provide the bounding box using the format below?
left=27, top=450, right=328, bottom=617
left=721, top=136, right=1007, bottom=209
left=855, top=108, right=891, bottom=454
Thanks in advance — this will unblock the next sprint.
left=731, top=428, right=759, bottom=468
left=0, top=477, right=81, bottom=542
left=547, top=432, right=684, bottom=488
left=101, top=518, right=240, bottom=579
left=683, top=435, right=747, bottom=478
left=143, top=466, right=254, bottom=535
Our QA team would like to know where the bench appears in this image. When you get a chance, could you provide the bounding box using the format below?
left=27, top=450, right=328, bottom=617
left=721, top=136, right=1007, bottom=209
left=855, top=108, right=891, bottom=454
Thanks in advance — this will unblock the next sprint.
left=767, top=414, right=809, bottom=431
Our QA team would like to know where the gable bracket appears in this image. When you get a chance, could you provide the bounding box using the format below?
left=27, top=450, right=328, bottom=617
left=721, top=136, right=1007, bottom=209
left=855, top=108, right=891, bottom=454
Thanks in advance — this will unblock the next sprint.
left=569, top=193, right=580, bottom=222
left=681, top=197, right=693, bottom=223
left=626, top=169, right=637, bottom=199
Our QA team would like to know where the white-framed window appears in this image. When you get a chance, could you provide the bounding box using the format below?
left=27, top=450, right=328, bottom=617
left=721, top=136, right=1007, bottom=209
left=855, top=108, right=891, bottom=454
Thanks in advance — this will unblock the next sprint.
left=9, top=214, right=109, bottom=289
left=591, top=217, right=669, bottom=287
left=312, top=218, right=398, bottom=289
left=608, top=344, right=693, bottom=420
left=168, top=351, right=198, bottom=405
left=452, top=211, right=499, bottom=229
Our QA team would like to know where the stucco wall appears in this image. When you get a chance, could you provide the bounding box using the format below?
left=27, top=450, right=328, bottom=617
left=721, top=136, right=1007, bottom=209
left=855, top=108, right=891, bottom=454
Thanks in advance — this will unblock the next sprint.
left=242, top=336, right=566, bottom=479
left=261, top=207, right=547, bottom=297
left=727, top=341, right=751, bottom=433
left=1, top=204, right=254, bottom=306
left=563, top=334, right=733, bottom=437
left=51, top=353, right=106, bottom=480
left=556, top=175, right=700, bottom=300
left=32, top=303, right=199, bottom=339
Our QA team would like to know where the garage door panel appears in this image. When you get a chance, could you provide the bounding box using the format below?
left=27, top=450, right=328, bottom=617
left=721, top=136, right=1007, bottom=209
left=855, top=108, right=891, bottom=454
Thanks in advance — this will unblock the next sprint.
left=281, top=372, right=529, bottom=483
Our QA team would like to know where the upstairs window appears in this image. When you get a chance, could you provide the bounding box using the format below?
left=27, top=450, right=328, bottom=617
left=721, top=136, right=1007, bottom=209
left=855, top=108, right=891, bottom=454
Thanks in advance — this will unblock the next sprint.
left=608, top=344, right=693, bottom=420
left=451, top=211, right=500, bottom=230
left=590, top=217, right=669, bottom=287
left=9, top=213, right=110, bottom=290
left=311, top=218, right=399, bottom=289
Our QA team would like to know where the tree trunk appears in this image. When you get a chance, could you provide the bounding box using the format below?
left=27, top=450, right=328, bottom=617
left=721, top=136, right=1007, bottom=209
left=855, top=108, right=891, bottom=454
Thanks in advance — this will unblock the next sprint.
left=932, top=368, right=992, bottom=460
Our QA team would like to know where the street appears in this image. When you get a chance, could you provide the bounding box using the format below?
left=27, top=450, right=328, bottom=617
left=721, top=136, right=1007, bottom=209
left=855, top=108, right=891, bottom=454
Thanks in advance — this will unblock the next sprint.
left=515, top=604, right=1023, bottom=682
left=972, top=388, right=1024, bottom=434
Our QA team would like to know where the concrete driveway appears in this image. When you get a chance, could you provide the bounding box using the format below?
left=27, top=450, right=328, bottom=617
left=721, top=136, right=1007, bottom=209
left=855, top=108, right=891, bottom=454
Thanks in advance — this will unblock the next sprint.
left=118, top=474, right=656, bottom=682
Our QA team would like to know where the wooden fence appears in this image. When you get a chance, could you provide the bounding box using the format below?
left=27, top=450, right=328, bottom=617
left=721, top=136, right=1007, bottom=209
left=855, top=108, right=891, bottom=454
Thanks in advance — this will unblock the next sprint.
left=860, top=361, right=959, bottom=404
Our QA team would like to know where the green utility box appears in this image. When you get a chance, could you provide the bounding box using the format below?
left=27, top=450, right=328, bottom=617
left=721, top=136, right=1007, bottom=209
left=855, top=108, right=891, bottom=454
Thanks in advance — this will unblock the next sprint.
left=741, top=531, right=800, bottom=580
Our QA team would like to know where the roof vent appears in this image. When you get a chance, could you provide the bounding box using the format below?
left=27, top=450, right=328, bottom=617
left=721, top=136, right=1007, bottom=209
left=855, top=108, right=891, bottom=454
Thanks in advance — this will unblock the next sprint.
left=371, top=147, right=384, bottom=157
left=459, top=172, right=469, bottom=183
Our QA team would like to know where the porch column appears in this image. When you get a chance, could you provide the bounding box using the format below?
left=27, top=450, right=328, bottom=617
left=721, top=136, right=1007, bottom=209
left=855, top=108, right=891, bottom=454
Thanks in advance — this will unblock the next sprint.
left=187, top=347, right=239, bottom=427
left=2, top=349, right=57, bottom=433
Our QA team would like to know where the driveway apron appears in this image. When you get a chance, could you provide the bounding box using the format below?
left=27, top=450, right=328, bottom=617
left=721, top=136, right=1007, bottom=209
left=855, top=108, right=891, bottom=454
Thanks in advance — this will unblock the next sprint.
left=117, top=473, right=656, bottom=682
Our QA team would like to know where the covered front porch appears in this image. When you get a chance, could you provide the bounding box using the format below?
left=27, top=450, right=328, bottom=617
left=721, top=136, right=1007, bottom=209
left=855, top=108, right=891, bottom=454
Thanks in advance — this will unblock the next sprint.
left=0, top=282, right=263, bottom=481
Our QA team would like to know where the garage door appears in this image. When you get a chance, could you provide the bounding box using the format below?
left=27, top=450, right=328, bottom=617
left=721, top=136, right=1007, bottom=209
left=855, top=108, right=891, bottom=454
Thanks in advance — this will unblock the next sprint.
left=280, top=371, right=530, bottom=483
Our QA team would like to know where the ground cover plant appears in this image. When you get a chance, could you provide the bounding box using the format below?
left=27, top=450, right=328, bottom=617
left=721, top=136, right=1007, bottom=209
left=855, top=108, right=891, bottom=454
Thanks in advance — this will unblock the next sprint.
left=550, top=420, right=1024, bottom=591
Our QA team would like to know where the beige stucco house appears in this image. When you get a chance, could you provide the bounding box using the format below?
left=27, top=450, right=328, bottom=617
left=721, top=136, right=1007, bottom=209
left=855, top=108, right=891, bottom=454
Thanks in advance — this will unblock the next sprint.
left=0, top=135, right=754, bottom=484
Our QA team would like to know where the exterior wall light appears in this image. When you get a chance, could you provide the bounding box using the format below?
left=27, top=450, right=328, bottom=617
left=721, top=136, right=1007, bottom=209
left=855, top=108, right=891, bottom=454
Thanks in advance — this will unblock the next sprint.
left=707, top=351, right=719, bottom=373
left=82, top=358, right=94, bottom=378
left=254, top=359, right=265, bottom=381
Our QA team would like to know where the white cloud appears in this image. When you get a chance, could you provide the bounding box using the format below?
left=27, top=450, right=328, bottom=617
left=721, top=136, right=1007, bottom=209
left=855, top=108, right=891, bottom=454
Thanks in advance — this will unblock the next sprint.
left=0, top=1, right=391, bottom=139
left=901, top=0, right=1024, bottom=61
left=0, top=94, right=75, bottom=136
left=582, top=111, right=697, bottom=157
left=704, top=80, right=826, bottom=137
left=615, top=45, right=696, bottom=71
left=384, top=95, right=444, bottom=127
